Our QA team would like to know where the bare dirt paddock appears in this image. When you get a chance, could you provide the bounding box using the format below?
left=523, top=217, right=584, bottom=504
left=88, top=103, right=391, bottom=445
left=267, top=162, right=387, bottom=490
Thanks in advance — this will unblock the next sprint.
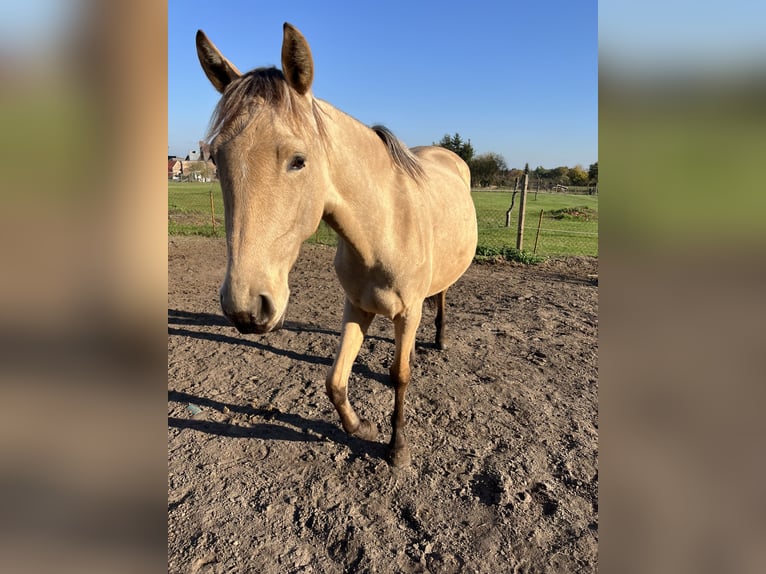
left=168, top=236, right=598, bottom=573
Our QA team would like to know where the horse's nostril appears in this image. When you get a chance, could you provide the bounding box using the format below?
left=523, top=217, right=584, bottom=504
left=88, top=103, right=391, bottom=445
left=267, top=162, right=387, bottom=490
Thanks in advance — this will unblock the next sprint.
left=258, top=293, right=276, bottom=322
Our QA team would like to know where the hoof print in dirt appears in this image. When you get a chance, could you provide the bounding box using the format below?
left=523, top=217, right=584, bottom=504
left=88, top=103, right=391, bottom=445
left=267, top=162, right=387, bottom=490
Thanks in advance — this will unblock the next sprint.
left=527, top=350, right=548, bottom=365
left=470, top=469, right=504, bottom=506
left=530, top=482, right=559, bottom=517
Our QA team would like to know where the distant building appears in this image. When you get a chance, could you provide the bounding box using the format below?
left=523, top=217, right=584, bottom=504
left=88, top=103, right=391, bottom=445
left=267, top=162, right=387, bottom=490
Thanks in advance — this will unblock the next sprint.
left=168, top=145, right=217, bottom=181
left=181, top=160, right=214, bottom=182
left=168, top=158, right=182, bottom=179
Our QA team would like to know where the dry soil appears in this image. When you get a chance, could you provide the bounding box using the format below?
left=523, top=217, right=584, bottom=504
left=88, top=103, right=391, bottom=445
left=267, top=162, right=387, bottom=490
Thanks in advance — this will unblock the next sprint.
left=168, top=236, right=598, bottom=573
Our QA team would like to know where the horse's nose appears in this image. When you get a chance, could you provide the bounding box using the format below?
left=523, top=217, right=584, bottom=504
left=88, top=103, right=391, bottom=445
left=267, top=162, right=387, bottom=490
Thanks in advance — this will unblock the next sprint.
left=221, top=291, right=280, bottom=334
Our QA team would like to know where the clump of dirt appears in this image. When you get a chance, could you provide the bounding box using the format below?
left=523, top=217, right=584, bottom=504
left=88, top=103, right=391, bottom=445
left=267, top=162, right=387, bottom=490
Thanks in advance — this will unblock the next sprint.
left=168, top=236, right=598, bottom=573
left=548, top=206, right=598, bottom=221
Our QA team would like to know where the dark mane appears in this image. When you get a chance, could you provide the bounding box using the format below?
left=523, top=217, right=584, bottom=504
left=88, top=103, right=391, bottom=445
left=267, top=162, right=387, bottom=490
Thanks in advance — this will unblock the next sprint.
left=371, top=125, right=425, bottom=181
left=206, top=67, right=325, bottom=146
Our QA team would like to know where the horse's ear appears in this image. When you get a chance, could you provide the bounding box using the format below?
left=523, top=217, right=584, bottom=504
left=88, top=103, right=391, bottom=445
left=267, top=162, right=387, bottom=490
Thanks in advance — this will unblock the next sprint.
left=281, top=23, right=314, bottom=95
left=196, top=30, right=242, bottom=93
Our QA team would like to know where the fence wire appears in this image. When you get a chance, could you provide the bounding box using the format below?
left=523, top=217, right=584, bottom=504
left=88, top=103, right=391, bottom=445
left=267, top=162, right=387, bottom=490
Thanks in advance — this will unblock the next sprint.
left=309, top=209, right=597, bottom=257
left=475, top=208, right=598, bottom=257
left=169, top=186, right=598, bottom=258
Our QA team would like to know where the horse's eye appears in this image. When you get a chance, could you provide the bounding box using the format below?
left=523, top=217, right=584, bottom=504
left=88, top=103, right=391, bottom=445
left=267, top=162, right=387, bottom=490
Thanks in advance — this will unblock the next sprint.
left=288, top=155, right=306, bottom=171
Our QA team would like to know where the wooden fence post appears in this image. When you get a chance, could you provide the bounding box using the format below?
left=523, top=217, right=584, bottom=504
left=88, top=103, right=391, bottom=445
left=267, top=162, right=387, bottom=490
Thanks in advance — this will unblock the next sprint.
left=516, top=165, right=529, bottom=250
left=533, top=209, right=544, bottom=254
left=209, top=190, right=216, bottom=231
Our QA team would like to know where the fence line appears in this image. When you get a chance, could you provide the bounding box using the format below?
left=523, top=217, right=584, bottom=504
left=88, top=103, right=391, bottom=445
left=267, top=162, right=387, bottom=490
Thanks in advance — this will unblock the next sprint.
left=535, top=228, right=598, bottom=237
left=309, top=209, right=598, bottom=257
left=169, top=186, right=598, bottom=258
left=475, top=206, right=597, bottom=256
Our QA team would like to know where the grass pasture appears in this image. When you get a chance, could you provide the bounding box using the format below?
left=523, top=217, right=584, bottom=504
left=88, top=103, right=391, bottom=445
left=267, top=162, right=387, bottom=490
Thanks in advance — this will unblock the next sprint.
left=471, top=190, right=598, bottom=257
left=168, top=181, right=224, bottom=237
left=168, top=182, right=598, bottom=258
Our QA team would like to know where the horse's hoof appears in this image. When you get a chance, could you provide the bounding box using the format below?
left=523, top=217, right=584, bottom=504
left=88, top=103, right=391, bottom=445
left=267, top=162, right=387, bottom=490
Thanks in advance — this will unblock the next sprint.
left=351, top=418, right=378, bottom=441
left=436, top=340, right=448, bottom=351
left=389, top=444, right=412, bottom=468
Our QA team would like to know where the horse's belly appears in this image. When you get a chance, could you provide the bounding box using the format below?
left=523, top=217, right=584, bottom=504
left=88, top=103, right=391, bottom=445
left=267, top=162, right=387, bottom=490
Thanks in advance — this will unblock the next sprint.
left=428, top=202, right=477, bottom=295
left=428, top=246, right=474, bottom=296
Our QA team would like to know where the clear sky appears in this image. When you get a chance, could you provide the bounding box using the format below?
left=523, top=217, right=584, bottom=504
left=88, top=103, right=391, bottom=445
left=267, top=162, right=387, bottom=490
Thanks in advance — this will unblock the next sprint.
left=599, top=0, right=766, bottom=74
left=168, top=0, right=597, bottom=169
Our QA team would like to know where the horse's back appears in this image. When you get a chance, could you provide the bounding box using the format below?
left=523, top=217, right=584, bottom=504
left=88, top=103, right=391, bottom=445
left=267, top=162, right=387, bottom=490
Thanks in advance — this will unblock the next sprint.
left=411, top=146, right=471, bottom=190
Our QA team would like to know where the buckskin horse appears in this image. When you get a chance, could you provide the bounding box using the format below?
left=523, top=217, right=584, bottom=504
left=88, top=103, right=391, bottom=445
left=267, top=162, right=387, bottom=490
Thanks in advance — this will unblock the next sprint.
left=196, top=23, right=477, bottom=466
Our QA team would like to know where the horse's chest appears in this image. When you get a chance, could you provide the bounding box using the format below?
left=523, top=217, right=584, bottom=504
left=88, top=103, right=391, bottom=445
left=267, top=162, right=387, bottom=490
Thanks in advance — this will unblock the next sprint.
left=336, top=268, right=404, bottom=318
left=333, top=242, right=429, bottom=317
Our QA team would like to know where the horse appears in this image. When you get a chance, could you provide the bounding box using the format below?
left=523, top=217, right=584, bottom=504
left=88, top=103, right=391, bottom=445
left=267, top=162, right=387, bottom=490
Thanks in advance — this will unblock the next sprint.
left=196, top=23, right=477, bottom=467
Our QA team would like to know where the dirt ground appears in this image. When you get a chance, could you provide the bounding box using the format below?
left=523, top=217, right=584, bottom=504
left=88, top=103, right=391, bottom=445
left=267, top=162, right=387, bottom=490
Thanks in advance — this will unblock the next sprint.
left=168, top=236, right=598, bottom=573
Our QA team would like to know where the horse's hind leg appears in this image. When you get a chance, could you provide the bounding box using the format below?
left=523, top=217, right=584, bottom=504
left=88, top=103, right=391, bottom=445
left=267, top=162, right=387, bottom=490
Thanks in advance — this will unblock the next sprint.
left=389, top=304, right=423, bottom=467
left=325, top=299, right=377, bottom=441
left=434, top=289, right=448, bottom=350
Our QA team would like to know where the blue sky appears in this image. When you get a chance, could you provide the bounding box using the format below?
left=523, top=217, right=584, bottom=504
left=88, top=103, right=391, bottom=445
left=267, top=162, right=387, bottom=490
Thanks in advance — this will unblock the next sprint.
left=168, top=0, right=597, bottom=169
left=599, top=0, right=766, bottom=74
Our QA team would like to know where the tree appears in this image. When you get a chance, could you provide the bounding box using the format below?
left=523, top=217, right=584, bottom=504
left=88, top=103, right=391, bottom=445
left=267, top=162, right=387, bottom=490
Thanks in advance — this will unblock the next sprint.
left=550, top=166, right=571, bottom=186
left=588, top=161, right=598, bottom=184
left=507, top=167, right=524, bottom=181
left=470, top=152, right=507, bottom=187
left=533, top=166, right=550, bottom=186
left=435, top=133, right=474, bottom=162
left=568, top=164, right=589, bottom=186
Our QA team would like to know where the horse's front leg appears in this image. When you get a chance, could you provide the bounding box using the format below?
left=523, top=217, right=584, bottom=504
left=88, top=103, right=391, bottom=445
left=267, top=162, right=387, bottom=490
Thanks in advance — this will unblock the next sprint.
left=389, top=304, right=423, bottom=467
left=325, top=298, right=377, bottom=440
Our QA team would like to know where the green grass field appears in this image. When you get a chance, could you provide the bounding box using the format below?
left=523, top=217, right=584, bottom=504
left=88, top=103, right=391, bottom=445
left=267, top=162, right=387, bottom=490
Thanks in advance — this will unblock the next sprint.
left=168, top=181, right=225, bottom=237
left=472, top=190, right=598, bottom=257
left=169, top=182, right=598, bottom=258
left=168, top=181, right=224, bottom=214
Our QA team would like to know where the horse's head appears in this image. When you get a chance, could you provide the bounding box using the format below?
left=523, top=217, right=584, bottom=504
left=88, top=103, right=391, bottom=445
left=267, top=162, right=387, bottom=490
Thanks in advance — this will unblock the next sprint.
left=196, top=24, right=327, bottom=334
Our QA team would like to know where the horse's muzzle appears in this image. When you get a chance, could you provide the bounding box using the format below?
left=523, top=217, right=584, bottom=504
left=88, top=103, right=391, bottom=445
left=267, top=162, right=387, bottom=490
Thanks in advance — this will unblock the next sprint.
left=220, top=292, right=285, bottom=334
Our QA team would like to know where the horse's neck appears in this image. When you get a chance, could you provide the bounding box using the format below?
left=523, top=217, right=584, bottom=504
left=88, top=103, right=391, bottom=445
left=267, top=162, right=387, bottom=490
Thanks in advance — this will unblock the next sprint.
left=319, top=103, right=402, bottom=265
left=322, top=103, right=398, bottom=193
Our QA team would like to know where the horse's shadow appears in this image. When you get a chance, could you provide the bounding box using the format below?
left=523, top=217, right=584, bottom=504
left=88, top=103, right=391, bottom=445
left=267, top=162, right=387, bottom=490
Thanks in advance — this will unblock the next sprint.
left=168, top=308, right=394, bottom=385
left=169, top=309, right=345, bottom=338
left=168, top=307, right=441, bottom=461
left=168, top=389, right=388, bottom=462
left=168, top=308, right=395, bottom=460
left=168, top=308, right=230, bottom=327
